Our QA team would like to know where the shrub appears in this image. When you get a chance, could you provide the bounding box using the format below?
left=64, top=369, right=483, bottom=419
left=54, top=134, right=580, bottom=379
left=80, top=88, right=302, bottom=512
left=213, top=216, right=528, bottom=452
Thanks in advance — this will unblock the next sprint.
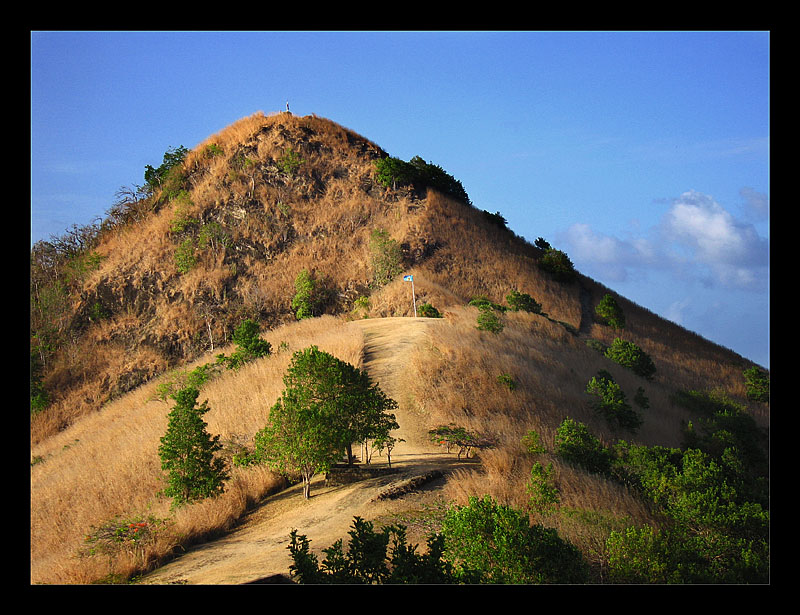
left=441, top=495, right=588, bottom=584
left=144, top=145, right=189, bottom=199
left=527, top=461, right=560, bottom=512
left=428, top=424, right=495, bottom=459
left=291, top=269, right=318, bottom=320
left=468, top=295, right=506, bottom=312
left=476, top=307, right=504, bottom=334
left=521, top=429, right=546, bottom=455
left=217, top=319, right=272, bottom=370
left=417, top=302, right=442, bottom=318
left=506, top=290, right=542, bottom=314
left=482, top=210, right=508, bottom=229
left=586, top=375, right=643, bottom=433
left=555, top=418, right=613, bottom=476
left=595, top=293, right=625, bottom=329
left=605, top=338, right=656, bottom=381
left=374, top=155, right=471, bottom=205
left=369, top=229, right=403, bottom=288
left=743, top=366, right=769, bottom=402
left=287, top=516, right=455, bottom=584
left=538, top=249, right=577, bottom=283
left=174, top=237, right=197, bottom=274
left=277, top=148, right=305, bottom=176
left=496, top=372, right=517, bottom=390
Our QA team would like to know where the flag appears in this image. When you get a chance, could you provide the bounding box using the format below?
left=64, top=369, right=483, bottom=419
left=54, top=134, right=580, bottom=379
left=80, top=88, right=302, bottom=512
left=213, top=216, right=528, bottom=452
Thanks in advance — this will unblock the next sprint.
left=403, top=275, right=413, bottom=281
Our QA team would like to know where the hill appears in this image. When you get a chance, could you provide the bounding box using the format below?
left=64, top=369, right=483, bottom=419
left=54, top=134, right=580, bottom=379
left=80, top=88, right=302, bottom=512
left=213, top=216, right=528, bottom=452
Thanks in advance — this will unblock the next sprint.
left=30, top=111, right=769, bottom=584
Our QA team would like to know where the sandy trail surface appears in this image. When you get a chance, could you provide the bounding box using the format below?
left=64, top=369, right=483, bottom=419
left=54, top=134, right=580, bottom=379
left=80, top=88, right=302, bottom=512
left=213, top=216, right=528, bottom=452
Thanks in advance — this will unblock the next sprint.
left=140, top=317, right=455, bottom=585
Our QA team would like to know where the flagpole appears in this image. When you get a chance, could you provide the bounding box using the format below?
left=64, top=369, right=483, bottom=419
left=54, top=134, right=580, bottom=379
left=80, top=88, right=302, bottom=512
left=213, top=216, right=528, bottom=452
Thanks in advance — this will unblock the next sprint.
left=412, top=277, right=417, bottom=317
left=404, top=274, right=417, bottom=317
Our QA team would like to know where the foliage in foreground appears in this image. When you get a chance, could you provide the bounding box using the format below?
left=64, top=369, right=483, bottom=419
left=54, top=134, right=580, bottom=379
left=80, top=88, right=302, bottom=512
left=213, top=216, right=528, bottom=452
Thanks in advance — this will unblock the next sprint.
left=551, top=394, right=769, bottom=584
left=288, top=517, right=454, bottom=584
left=287, top=496, right=588, bottom=584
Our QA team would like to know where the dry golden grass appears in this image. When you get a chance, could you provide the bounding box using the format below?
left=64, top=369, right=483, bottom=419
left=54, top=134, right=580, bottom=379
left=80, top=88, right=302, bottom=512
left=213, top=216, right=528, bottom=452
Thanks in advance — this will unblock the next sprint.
left=30, top=315, right=362, bottom=584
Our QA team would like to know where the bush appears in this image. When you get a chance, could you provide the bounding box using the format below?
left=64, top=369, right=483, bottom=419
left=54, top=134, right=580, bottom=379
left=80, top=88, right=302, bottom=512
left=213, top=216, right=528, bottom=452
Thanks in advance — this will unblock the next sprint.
left=174, top=237, right=197, bottom=274
left=605, top=338, right=656, bottom=381
left=476, top=307, right=504, bottom=334
left=506, top=290, right=542, bottom=314
left=586, top=374, right=643, bottom=433
left=144, top=145, right=189, bottom=199
left=743, top=366, right=769, bottom=402
left=468, top=295, right=506, bottom=312
left=496, top=372, right=517, bottom=390
left=287, top=517, right=455, bottom=584
left=369, top=229, right=403, bottom=288
left=428, top=424, right=495, bottom=459
left=292, top=269, right=318, bottom=320
left=216, top=319, right=272, bottom=370
left=595, top=293, right=625, bottom=329
left=417, top=302, right=442, bottom=318
left=442, top=495, right=588, bottom=584
left=374, top=155, right=471, bottom=205
left=555, top=418, right=613, bottom=476
left=538, top=249, right=577, bottom=283
left=277, top=148, right=305, bottom=176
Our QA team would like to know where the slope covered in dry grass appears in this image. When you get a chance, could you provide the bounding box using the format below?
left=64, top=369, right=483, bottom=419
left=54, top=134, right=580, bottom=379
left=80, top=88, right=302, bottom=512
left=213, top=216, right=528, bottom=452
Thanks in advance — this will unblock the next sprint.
left=30, top=111, right=768, bottom=584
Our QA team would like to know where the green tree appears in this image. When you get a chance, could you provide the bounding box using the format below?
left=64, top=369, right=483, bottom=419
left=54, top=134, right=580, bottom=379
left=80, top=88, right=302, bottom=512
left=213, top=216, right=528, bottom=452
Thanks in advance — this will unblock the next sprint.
left=374, top=157, right=416, bottom=189
left=595, top=293, right=625, bottom=329
left=254, top=346, right=398, bottom=498
left=441, top=495, right=588, bottom=584
left=144, top=145, right=189, bottom=197
left=605, top=338, right=656, bottom=381
left=609, top=442, right=769, bottom=583
left=369, top=229, right=403, bottom=288
left=158, top=387, right=228, bottom=508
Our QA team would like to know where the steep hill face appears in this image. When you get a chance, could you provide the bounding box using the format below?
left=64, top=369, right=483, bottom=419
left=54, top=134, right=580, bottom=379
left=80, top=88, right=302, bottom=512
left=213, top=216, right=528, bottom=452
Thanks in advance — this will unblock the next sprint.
left=31, top=111, right=766, bottom=444
left=32, top=111, right=763, bottom=445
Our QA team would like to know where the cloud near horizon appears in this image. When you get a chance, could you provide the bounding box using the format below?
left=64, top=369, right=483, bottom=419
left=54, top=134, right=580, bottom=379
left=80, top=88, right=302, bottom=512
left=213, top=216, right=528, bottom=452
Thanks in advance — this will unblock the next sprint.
left=559, top=190, right=769, bottom=292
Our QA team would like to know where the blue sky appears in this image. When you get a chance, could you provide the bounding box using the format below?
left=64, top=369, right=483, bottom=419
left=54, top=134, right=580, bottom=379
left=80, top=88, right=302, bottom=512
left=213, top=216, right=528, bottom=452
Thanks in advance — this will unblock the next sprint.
left=30, top=31, right=770, bottom=368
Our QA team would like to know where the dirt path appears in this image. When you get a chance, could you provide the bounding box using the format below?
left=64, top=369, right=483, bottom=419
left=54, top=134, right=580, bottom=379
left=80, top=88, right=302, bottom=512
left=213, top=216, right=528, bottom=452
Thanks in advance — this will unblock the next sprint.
left=140, top=317, right=452, bottom=585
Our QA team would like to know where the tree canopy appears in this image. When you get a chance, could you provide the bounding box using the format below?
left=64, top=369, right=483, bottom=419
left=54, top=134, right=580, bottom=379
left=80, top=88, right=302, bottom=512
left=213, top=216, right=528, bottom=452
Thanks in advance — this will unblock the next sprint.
left=254, top=346, right=398, bottom=498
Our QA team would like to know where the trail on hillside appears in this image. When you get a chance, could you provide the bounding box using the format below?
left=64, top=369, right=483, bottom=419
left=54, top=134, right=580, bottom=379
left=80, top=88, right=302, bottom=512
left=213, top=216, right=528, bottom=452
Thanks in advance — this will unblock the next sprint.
left=140, top=317, right=453, bottom=585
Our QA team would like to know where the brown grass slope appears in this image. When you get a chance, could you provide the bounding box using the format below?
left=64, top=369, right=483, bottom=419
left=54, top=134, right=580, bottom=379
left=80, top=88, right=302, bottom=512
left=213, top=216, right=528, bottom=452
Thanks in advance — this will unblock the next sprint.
left=30, top=111, right=768, bottom=584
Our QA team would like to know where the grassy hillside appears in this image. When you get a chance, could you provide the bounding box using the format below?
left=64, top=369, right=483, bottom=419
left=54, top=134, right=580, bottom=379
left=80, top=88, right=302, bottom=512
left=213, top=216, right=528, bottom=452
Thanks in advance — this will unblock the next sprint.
left=30, top=111, right=769, bottom=584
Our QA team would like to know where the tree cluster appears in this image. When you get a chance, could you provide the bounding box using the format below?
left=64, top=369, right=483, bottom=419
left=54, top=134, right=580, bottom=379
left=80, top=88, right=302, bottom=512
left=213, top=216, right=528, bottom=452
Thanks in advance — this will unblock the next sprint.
left=374, top=155, right=471, bottom=206
left=254, top=346, right=399, bottom=498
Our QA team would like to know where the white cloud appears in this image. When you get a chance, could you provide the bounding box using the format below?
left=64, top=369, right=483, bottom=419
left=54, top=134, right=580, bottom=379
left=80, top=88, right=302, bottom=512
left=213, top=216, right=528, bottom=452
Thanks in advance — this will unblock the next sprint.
left=560, top=190, right=768, bottom=291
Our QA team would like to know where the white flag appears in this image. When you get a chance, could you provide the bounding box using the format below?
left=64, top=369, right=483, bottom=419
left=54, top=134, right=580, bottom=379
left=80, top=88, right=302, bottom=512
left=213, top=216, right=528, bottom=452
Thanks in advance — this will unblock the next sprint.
left=403, top=275, right=413, bottom=281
